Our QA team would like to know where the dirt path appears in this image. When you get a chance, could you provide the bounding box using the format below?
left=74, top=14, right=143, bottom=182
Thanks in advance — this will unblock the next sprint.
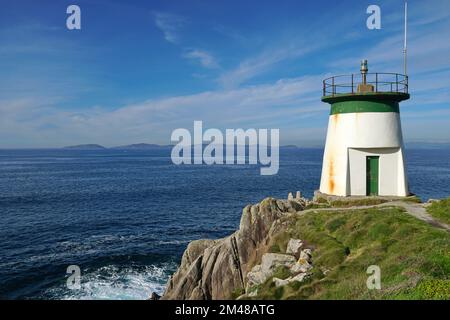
left=301, top=201, right=450, bottom=233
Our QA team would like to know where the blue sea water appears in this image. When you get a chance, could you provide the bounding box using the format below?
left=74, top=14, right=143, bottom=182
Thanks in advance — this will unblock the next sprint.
left=0, top=148, right=449, bottom=299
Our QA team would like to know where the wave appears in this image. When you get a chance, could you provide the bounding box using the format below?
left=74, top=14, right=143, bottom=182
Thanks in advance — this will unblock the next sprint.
left=42, top=262, right=176, bottom=300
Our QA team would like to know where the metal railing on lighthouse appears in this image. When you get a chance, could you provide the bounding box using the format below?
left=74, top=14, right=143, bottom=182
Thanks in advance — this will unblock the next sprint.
left=323, top=72, right=409, bottom=97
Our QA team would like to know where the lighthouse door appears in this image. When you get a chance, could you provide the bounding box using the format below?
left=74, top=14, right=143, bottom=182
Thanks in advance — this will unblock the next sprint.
left=366, top=156, right=379, bottom=196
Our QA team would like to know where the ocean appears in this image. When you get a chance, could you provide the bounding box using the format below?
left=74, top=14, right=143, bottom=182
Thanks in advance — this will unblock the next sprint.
left=0, top=147, right=449, bottom=299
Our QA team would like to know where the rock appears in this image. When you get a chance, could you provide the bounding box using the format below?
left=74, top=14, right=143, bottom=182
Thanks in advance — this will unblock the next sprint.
left=286, top=200, right=304, bottom=212
left=273, top=272, right=309, bottom=288
left=299, top=249, right=312, bottom=262
left=246, top=253, right=296, bottom=289
left=290, top=249, right=313, bottom=274
left=320, top=267, right=331, bottom=275
left=150, top=292, right=161, bottom=300
left=163, top=233, right=248, bottom=300
left=246, top=265, right=267, bottom=288
left=286, top=239, right=303, bottom=257
left=248, top=289, right=258, bottom=297
left=162, top=197, right=315, bottom=300
left=273, top=277, right=290, bottom=288
left=290, top=272, right=309, bottom=283
left=163, top=197, right=292, bottom=300
left=249, top=264, right=262, bottom=273
left=290, top=259, right=312, bottom=274
left=261, top=253, right=296, bottom=272
left=180, top=239, right=218, bottom=270
left=285, top=191, right=312, bottom=210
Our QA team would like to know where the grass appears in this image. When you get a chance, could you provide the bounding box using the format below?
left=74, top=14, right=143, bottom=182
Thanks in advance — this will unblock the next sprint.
left=313, top=195, right=422, bottom=209
left=231, top=287, right=245, bottom=300
left=427, top=198, right=450, bottom=225
left=388, top=279, right=450, bottom=299
left=403, top=195, right=422, bottom=203
left=329, top=198, right=388, bottom=207
left=304, top=203, right=331, bottom=210
left=253, top=206, right=450, bottom=300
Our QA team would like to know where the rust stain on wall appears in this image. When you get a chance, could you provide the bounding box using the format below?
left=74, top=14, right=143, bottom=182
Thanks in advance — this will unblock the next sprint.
left=331, top=114, right=339, bottom=133
left=328, top=157, right=335, bottom=194
left=326, top=113, right=339, bottom=195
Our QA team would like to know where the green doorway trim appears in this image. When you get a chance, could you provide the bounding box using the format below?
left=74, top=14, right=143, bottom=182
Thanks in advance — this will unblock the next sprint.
left=366, top=156, right=379, bottom=196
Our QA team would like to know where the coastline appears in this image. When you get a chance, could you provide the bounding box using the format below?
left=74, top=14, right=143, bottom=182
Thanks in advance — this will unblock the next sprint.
left=161, top=193, right=450, bottom=300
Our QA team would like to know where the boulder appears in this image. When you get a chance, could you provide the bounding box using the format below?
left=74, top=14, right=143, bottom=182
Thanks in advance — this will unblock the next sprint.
left=248, top=289, right=258, bottom=297
left=290, top=272, right=309, bottom=283
left=149, top=292, right=161, bottom=300
left=273, top=277, right=290, bottom=288
left=299, top=249, right=312, bottom=262
left=273, top=272, right=309, bottom=288
left=246, top=265, right=267, bottom=288
left=290, top=248, right=313, bottom=274
left=260, top=253, right=296, bottom=273
left=246, top=253, right=296, bottom=288
left=290, top=259, right=313, bottom=274
left=286, top=239, right=303, bottom=257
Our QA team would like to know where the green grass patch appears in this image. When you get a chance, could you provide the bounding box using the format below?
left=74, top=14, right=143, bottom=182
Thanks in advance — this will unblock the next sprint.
left=330, top=198, right=388, bottom=208
left=269, top=243, right=282, bottom=253
left=272, top=265, right=292, bottom=280
left=389, top=279, right=450, bottom=299
left=426, top=198, right=450, bottom=225
left=304, top=203, right=331, bottom=210
left=315, top=197, right=329, bottom=204
left=256, top=206, right=450, bottom=300
left=230, top=287, right=245, bottom=300
left=403, top=195, right=422, bottom=203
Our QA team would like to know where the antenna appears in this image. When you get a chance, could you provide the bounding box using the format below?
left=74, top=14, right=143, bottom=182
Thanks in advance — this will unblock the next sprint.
left=403, top=1, right=408, bottom=76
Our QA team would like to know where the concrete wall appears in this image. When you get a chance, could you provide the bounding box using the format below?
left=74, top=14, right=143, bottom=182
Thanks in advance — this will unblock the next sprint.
left=348, top=147, right=408, bottom=196
left=319, top=112, right=409, bottom=196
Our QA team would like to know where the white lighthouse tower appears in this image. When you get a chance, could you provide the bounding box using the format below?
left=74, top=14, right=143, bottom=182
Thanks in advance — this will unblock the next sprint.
left=319, top=60, right=410, bottom=197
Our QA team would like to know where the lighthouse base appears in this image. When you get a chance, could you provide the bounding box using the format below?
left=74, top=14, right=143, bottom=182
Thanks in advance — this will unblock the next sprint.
left=320, top=146, right=409, bottom=197
left=319, top=111, right=409, bottom=197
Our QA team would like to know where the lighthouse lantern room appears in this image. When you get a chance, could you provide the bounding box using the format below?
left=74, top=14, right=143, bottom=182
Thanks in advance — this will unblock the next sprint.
left=319, top=60, right=410, bottom=197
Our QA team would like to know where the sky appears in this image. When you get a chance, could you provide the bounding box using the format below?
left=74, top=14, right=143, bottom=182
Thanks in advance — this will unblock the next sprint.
left=0, top=0, right=450, bottom=148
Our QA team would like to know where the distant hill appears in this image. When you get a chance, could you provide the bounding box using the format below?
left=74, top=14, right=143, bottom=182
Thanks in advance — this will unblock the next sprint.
left=405, top=141, right=450, bottom=149
left=63, top=144, right=106, bottom=150
left=61, top=143, right=302, bottom=150
left=112, top=143, right=172, bottom=150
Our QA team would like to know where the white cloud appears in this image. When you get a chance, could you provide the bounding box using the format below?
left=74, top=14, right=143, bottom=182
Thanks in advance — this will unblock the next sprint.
left=325, top=1, right=450, bottom=110
left=217, top=45, right=315, bottom=89
left=153, top=12, right=186, bottom=44
left=0, top=76, right=327, bottom=148
left=2, top=1, right=450, bottom=148
left=183, top=49, right=219, bottom=69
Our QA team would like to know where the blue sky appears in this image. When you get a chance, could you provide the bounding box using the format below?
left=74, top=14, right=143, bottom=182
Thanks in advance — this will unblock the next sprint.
left=0, top=0, right=449, bottom=147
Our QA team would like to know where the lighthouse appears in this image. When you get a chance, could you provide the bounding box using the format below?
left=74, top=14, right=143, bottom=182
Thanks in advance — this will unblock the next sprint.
left=319, top=60, right=410, bottom=197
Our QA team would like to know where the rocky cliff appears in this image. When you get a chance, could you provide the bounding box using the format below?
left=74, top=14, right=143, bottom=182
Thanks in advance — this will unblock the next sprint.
left=162, top=196, right=450, bottom=300
left=162, top=195, right=310, bottom=300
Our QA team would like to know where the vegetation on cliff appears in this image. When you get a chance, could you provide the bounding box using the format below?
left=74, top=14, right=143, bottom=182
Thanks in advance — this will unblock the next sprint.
left=163, top=197, right=450, bottom=300
left=261, top=205, right=450, bottom=299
